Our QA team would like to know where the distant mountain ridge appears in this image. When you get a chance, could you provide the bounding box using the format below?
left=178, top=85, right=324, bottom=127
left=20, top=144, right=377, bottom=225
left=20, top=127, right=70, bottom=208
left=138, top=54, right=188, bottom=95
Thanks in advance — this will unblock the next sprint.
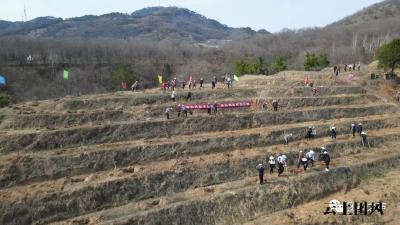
left=328, top=0, right=400, bottom=27
left=0, top=7, right=267, bottom=42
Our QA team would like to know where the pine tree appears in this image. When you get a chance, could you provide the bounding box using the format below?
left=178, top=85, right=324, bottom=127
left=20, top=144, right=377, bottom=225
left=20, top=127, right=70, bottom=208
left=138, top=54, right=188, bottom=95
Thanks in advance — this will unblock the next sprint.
left=376, top=38, right=400, bottom=72
left=271, top=56, right=287, bottom=73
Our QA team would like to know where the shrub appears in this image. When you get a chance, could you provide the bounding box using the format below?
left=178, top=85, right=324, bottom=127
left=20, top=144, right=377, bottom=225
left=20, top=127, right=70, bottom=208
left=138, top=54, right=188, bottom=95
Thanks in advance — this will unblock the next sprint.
left=0, top=93, right=13, bottom=108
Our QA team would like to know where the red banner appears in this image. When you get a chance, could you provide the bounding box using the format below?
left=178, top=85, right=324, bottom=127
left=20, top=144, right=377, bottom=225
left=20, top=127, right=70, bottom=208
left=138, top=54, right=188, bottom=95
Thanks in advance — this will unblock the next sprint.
left=184, top=101, right=251, bottom=110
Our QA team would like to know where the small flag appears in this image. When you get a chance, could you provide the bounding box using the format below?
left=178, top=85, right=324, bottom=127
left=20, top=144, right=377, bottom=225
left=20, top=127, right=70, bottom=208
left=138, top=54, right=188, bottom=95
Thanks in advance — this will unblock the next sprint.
left=158, top=75, right=163, bottom=84
left=234, top=74, right=239, bottom=81
left=63, top=70, right=69, bottom=80
left=0, top=75, right=6, bottom=85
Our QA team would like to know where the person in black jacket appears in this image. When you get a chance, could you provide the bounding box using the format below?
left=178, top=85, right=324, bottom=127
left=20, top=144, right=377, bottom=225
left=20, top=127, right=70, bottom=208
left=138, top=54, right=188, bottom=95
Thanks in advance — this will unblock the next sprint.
left=186, top=92, right=192, bottom=102
left=256, top=163, right=265, bottom=184
left=213, top=101, right=218, bottom=115
left=306, top=126, right=313, bottom=139
left=357, top=123, right=363, bottom=136
left=319, top=147, right=331, bottom=172
left=277, top=154, right=287, bottom=177
left=330, top=126, right=337, bottom=139
left=272, top=100, right=278, bottom=111
left=300, top=157, right=309, bottom=171
left=351, top=124, right=356, bottom=137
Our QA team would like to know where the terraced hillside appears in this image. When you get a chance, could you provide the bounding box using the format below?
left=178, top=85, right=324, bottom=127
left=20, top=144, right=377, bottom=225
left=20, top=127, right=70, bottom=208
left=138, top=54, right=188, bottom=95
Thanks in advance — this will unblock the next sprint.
left=0, top=66, right=399, bottom=225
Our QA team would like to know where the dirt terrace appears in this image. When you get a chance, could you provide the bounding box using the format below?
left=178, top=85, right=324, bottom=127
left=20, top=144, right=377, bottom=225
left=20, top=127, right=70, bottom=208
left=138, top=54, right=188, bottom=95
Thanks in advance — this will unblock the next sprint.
left=0, top=68, right=398, bottom=225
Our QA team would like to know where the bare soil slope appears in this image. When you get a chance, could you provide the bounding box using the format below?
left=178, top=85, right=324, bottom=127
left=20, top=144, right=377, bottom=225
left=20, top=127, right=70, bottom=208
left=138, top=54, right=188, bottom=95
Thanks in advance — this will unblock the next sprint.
left=0, top=64, right=398, bottom=225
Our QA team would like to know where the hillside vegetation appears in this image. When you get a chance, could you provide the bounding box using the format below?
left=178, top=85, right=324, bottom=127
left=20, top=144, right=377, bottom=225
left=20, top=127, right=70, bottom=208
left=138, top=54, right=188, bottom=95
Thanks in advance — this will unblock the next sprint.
left=0, top=7, right=262, bottom=42
left=0, top=1, right=400, bottom=101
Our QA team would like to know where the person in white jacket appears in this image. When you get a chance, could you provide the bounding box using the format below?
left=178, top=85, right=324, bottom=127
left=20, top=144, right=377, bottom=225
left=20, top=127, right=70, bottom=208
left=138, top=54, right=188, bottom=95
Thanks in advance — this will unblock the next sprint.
left=171, top=90, right=177, bottom=102
left=305, top=150, right=315, bottom=167
left=277, top=154, right=287, bottom=177
left=268, top=156, right=276, bottom=174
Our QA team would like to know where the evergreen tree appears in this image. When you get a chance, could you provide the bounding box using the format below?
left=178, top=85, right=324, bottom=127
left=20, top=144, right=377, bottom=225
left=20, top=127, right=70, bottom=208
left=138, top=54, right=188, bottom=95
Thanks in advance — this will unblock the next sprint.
left=318, top=53, right=330, bottom=68
left=376, top=38, right=400, bottom=72
left=234, top=59, right=250, bottom=76
left=270, top=56, right=287, bottom=73
left=112, top=65, right=137, bottom=87
left=304, top=52, right=318, bottom=71
left=304, top=52, right=330, bottom=71
left=234, top=58, right=266, bottom=76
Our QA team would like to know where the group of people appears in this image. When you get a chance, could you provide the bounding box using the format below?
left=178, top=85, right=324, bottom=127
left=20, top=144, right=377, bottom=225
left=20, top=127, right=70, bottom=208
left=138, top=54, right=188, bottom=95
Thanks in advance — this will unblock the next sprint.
left=130, top=73, right=238, bottom=93
left=256, top=122, right=370, bottom=184
left=351, top=123, right=369, bottom=147
left=256, top=147, right=331, bottom=184
left=351, top=123, right=363, bottom=136
left=302, top=123, right=366, bottom=143
left=157, top=70, right=376, bottom=186
left=306, top=126, right=317, bottom=139
left=259, top=99, right=280, bottom=112
left=170, top=90, right=194, bottom=102
left=165, top=104, right=194, bottom=119
left=257, top=153, right=289, bottom=184
left=207, top=101, right=219, bottom=115
left=164, top=99, right=218, bottom=120
left=333, top=63, right=361, bottom=76
left=163, top=74, right=239, bottom=119
left=211, top=75, right=234, bottom=89
left=162, top=77, right=204, bottom=91
left=161, top=75, right=236, bottom=92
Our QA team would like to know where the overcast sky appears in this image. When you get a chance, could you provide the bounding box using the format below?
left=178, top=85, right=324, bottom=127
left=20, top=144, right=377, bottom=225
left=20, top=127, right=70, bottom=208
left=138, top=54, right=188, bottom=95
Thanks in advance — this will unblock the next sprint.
left=0, top=0, right=385, bottom=32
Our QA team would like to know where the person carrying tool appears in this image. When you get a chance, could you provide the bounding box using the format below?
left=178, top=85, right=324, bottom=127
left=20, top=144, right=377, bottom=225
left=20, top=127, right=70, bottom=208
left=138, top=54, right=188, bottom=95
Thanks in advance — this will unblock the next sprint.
left=361, top=131, right=369, bottom=147
left=165, top=107, right=173, bottom=119
left=283, top=133, right=293, bottom=145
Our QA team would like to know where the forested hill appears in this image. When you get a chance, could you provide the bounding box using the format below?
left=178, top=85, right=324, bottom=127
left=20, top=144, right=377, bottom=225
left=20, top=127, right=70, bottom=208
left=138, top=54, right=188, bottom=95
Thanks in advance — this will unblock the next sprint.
left=0, top=1, right=400, bottom=102
left=0, top=7, right=266, bottom=42
left=329, top=0, right=400, bottom=27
